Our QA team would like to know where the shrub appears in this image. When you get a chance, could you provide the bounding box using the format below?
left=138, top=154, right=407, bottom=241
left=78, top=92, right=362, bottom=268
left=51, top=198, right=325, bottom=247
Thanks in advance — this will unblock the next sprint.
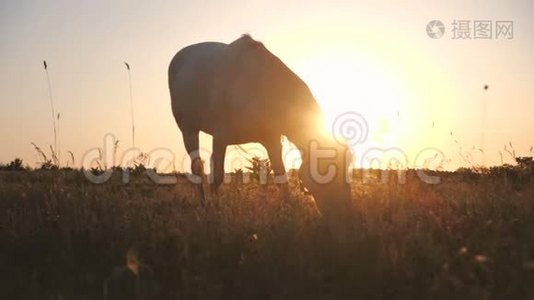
left=0, top=158, right=27, bottom=171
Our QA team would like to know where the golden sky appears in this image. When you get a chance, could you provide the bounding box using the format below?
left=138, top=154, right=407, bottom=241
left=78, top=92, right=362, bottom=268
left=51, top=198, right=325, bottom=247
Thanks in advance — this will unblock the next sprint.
left=0, top=0, right=532, bottom=171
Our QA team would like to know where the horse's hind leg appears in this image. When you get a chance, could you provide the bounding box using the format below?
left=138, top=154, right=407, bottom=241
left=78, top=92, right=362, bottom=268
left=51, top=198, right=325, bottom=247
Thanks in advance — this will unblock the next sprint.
left=182, top=129, right=205, bottom=204
left=263, top=136, right=290, bottom=199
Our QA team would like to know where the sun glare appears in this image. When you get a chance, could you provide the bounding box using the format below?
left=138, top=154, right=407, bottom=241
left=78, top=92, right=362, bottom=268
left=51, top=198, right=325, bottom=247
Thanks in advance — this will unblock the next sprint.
left=295, top=50, right=409, bottom=148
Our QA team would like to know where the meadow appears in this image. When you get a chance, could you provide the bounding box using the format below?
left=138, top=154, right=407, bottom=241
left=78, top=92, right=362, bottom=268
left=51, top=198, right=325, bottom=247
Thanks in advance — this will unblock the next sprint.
left=1, top=162, right=534, bottom=299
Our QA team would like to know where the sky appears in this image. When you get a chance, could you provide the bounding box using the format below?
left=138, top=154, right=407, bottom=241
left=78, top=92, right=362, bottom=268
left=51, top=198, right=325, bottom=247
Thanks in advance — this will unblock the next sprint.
left=0, top=0, right=533, bottom=172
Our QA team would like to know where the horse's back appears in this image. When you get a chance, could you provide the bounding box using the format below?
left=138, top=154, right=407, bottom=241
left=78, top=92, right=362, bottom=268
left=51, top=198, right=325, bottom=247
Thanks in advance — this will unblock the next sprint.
left=168, top=42, right=227, bottom=131
left=168, top=42, right=227, bottom=88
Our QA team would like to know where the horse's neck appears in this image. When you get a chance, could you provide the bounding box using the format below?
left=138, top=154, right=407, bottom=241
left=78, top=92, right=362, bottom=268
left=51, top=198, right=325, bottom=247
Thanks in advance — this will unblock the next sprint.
left=290, top=130, right=351, bottom=175
left=286, top=130, right=313, bottom=154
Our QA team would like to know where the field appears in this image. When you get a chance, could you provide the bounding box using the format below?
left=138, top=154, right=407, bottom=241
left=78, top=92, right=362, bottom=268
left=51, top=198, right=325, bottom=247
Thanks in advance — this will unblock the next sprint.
left=1, top=167, right=534, bottom=299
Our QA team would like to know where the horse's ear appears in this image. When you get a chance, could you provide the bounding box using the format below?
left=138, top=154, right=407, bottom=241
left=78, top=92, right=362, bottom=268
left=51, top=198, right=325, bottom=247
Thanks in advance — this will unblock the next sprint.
left=233, top=33, right=263, bottom=50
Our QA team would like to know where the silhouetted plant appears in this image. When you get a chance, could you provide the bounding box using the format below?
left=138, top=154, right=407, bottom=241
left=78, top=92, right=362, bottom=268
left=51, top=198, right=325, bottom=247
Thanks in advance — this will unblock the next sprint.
left=0, top=158, right=27, bottom=171
left=65, top=150, right=75, bottom=169
left=31, top=142, right=59, bottom=170
left=132, top=152, right=150, bottom=175
left=246, top=156, right=271, bottom=182
left=515, top=156, right=533, bottom=168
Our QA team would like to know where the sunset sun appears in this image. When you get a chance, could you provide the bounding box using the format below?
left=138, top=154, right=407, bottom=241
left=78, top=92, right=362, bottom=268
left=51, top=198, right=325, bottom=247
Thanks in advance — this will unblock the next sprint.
left=295, top=50, right=410, bottom=148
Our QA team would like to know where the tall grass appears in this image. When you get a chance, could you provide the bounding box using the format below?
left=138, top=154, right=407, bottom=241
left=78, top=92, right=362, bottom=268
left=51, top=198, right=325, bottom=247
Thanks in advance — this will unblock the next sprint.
left=124, top=62, right=136, bottom=153
left=0, top=166, right=533, bottom=299
left=42, top=60, right=60, bottom=163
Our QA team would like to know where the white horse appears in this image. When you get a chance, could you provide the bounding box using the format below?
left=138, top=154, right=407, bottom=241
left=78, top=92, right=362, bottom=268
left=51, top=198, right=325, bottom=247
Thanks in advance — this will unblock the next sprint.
left=168, top=34, right=353, bottom=237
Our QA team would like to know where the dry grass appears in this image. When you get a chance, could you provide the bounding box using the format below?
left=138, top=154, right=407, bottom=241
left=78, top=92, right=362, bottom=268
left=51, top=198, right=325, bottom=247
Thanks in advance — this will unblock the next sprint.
left=1, top=169, right=534, bottom=299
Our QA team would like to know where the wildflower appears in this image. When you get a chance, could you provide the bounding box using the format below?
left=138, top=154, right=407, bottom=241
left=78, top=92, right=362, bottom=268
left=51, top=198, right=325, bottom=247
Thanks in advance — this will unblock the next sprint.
left=249, top=233, right=258, bottom=242
left=474, top=254, right=488, bottom=263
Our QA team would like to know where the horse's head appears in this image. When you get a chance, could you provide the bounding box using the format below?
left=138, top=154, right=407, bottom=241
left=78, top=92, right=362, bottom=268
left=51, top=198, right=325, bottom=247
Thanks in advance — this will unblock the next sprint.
left=297, top=133, right=355, bottom=244
left=298, top=134, right=352, bottom=201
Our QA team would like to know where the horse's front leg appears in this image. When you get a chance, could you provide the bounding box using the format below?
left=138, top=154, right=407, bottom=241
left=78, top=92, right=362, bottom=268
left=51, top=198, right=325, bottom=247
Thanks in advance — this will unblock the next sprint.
left=182, top=129, right=205, bottom=204
left=210, top=137, right=227, bottom=195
